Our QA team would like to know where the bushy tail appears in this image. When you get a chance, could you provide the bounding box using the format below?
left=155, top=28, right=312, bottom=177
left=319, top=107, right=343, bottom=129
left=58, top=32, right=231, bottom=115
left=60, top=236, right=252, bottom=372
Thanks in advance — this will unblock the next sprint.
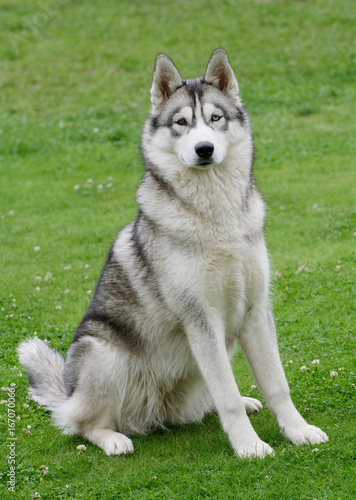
left=18, top=337, right=67, bottom=410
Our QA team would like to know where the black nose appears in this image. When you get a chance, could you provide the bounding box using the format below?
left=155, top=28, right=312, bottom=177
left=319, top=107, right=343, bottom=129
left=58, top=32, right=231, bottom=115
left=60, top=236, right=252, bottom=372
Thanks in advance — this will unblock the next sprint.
left=195, top=141, right=214, bottom=160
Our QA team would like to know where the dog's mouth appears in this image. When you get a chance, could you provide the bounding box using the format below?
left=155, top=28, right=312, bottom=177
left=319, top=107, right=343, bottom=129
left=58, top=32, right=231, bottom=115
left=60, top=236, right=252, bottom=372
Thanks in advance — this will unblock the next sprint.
left=193, top=159, right=214, bottom=169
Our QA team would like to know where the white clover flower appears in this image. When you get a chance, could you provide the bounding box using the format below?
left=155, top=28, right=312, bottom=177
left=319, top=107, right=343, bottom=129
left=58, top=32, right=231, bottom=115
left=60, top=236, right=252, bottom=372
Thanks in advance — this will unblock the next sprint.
left=55, top=305, right=62, bottom=310
left=45, top=272, right=52, bottom=281
left=35, top=276, right=42, bottom=283
left=64, top=289, right=70, bottom=294
left=286, top=360, right=293, bottom=366
left=34, top=246, right=41, bottom=252
left=86, top=290, right=92, bottom=295
left=300, top=366, right=308, bottom=372
left=77, top=444, right=87, bottom=452
left=74, top=184, right=80, bottom=190
left=296, top=265, right=309, bottom=274
left=311, top=359, right=320, bottom=366
left=330, top=371, right=338, bottom=378
left=312, top=448, right=319, bottom=453
left=64, top=265, right=72, bottom=270
left=250, top=385, right=257, bottom=391
left=335, top=265, right=341, bottom=273
left=35, top=287, right=40, bottom=292
left=93, top=127, right=100, bottom=133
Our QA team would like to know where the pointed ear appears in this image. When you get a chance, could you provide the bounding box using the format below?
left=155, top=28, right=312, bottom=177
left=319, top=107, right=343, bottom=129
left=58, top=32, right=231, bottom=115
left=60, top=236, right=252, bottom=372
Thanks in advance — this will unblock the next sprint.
left=150, top=54, right=183, bottom=108
left=204, top=49, right=239, bottom=101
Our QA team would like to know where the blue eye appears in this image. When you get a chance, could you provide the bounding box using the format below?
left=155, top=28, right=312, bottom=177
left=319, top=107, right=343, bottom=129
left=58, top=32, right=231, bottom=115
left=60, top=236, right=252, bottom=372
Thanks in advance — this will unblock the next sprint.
left=211, top=114, right=221, bottom=122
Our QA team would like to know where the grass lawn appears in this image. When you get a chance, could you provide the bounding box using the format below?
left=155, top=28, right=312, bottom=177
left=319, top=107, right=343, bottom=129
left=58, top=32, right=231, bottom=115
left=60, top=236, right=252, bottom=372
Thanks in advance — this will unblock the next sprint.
left=0, top=0, right=355, bottom=498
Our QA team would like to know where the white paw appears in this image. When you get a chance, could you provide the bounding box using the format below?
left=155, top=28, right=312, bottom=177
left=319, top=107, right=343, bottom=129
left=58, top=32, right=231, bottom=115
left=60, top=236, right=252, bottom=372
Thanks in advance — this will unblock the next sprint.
left=282, top=423, right=329, bottom=446
left=103, top=432, right=134, bottom=456
left=86, top=429, right=134, bottom=456
left=242, top=396, right=263, bottom=414
left=235, top=439, right=275, bottom=459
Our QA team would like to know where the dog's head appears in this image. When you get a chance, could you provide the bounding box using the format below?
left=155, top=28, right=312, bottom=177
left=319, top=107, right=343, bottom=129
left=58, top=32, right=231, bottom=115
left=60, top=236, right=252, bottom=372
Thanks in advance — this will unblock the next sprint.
left=145, top=49, right=250, bottom=170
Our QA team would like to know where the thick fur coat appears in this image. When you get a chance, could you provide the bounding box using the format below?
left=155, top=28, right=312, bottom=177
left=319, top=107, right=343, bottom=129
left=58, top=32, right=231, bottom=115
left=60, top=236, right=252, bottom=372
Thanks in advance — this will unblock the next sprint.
left=18, top=49, right=328, bottom=458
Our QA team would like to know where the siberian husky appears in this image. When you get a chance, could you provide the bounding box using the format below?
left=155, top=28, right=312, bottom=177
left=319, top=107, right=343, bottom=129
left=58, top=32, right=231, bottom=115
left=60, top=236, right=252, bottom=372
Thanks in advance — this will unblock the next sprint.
left=18, top=49, right=328, bottom=458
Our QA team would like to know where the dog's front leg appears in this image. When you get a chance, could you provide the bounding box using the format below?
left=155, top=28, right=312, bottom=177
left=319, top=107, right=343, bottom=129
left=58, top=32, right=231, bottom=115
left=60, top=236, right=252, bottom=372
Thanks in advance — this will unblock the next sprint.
left=239, top=305, right=329, bottom=446
left=184, top=311, right=274, bottom=459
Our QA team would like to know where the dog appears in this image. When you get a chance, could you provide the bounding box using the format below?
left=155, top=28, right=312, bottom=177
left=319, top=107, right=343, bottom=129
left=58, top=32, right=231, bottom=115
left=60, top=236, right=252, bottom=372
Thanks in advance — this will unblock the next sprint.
left=18, top=49, right=328, bottom=458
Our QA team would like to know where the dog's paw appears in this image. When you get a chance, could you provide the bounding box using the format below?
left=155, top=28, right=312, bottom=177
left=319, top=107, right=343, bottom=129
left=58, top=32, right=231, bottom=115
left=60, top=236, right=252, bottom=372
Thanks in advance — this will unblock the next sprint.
left=242, top=396, right=263, bottom=414
left=235, top=439, right=274, bottom=459
left=86, top=429, right=134, bottom=456
left=103, top=432, right=134, bottom=456
left=281, top=423, right=329, bottom=446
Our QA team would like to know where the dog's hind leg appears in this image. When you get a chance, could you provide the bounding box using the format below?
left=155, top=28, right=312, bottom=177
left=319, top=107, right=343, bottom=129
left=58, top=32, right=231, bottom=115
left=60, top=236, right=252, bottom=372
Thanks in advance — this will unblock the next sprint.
left=84, top=428, right=134, bottom=456
left=56, top=337, right=136, bottom=456
left=55, top=387, right=135, bottom=456
left=57, top=393, right=135, bottom=455
left=242, top=396, right=263, bottom=414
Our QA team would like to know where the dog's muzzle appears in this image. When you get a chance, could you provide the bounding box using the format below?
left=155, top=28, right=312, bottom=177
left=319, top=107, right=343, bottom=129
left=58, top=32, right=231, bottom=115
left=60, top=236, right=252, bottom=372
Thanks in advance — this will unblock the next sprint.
left=195, top=141, right=214, bottom=164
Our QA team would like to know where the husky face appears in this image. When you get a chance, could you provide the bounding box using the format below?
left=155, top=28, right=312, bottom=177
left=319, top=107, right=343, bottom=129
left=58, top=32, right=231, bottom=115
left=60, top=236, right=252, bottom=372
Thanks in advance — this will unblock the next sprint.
left=145, top=50, right=250, bottom=170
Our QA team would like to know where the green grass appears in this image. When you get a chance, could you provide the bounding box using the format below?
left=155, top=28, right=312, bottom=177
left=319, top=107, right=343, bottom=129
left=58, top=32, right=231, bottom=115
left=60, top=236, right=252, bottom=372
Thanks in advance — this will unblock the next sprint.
left=1, top=0, right=355, bottom=498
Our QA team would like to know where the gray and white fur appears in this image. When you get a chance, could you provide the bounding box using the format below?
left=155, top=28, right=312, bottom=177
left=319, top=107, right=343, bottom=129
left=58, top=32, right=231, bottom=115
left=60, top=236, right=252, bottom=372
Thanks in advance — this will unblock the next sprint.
left=18, top=49, right=328, bottom=458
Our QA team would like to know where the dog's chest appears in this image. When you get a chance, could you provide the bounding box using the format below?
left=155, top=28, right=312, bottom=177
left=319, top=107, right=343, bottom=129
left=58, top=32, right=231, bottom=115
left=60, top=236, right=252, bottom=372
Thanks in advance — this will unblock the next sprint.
left=201, top=239, right=268, bottom=322
left=205, top=247, right=237, bottom=284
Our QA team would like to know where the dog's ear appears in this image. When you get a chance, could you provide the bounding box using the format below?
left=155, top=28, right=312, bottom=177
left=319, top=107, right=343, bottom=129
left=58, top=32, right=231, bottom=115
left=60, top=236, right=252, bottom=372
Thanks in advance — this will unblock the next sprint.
left=151, top=54, right=183, bottom=108
left=204, top=49, right=239, bottom=101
